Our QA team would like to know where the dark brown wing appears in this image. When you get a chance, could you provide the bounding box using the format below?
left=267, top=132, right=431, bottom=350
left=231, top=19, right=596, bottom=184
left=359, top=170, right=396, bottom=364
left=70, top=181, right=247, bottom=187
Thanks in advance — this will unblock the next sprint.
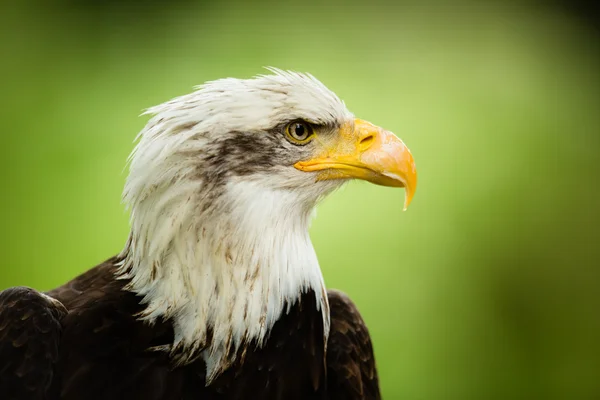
left=326, top=289, right=381, bottom=400
left=47, top=258, right=179, bottom=400
left=0, top=286, right=67, bottom=400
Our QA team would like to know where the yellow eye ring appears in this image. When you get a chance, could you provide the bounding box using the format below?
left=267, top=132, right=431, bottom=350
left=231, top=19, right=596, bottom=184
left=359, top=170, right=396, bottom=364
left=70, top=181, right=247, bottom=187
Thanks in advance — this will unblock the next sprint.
left=285, top=121, right=314, bottom=145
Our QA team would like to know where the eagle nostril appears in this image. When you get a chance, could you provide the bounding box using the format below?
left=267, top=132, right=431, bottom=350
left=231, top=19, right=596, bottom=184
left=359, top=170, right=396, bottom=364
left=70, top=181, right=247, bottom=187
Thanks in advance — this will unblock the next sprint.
left=359, top=134, right=374, bottom=151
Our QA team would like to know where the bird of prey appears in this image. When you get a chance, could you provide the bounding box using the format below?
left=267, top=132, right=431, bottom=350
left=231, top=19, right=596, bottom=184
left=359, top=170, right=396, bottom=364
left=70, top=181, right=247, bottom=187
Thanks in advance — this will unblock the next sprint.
left=0, top=69, right=417, bottom=400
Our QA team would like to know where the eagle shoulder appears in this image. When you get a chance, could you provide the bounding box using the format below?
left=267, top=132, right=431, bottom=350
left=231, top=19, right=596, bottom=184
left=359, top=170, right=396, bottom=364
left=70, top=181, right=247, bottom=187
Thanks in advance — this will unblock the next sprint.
left=0, top=286, right=67, bottom=400
left=327, top=289, right=381, bottom=400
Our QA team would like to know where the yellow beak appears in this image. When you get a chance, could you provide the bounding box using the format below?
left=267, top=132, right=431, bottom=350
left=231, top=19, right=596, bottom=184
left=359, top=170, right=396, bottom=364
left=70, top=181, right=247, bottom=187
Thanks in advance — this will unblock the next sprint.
left=294, top=119, right=417, bottom=210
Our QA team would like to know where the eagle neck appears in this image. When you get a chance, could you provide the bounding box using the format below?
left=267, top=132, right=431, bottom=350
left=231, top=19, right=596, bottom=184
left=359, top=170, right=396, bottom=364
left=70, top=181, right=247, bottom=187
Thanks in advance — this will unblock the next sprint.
left=117, top=179, right=330, bottom=383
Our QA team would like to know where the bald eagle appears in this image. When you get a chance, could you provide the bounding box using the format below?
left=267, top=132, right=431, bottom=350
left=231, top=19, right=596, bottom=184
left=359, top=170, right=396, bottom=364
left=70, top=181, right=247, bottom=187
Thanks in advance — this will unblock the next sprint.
left=0, top=69, right=416, bottom=400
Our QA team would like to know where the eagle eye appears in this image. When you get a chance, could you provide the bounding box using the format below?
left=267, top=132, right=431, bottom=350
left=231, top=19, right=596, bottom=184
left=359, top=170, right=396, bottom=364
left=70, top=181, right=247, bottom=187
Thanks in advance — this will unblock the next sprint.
left=285, top=121, right=314, bottom=145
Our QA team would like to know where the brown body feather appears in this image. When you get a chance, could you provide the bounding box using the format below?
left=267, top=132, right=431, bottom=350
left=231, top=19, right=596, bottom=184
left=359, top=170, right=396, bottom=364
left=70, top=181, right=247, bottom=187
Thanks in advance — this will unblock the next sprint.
left=0, top=257, right=380, bottom=400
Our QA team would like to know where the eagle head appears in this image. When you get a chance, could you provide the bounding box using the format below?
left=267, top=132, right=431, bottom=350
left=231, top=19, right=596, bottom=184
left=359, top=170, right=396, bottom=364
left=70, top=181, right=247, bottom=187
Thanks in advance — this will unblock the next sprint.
left=118, top=68, right=417, bottom=381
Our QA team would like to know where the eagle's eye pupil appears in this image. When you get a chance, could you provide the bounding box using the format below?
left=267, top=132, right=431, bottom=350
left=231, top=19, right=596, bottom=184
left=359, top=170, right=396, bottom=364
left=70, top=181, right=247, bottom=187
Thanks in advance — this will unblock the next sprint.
left=294, top=123, right=306, bottom=138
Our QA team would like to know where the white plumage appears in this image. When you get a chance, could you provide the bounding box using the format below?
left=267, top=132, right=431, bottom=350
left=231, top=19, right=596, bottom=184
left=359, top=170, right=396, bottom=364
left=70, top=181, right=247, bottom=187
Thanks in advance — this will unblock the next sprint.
left=117, top=69, right=354, bottom=382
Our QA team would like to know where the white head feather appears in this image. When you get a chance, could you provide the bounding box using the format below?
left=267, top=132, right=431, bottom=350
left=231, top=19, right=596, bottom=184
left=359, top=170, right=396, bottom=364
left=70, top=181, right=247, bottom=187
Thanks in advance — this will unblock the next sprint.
left=117, top=69, right=354, bottom=382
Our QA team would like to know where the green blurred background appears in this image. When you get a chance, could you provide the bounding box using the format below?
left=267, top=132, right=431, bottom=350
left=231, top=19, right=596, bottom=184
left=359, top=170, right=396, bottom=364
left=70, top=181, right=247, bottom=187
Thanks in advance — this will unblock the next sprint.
left=1, top=1, right=599, bottom=398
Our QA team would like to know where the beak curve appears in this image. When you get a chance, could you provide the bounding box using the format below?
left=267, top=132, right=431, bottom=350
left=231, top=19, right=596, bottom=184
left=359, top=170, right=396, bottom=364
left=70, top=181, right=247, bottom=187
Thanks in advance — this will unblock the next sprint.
left=294, top=119, right=417, bottom=210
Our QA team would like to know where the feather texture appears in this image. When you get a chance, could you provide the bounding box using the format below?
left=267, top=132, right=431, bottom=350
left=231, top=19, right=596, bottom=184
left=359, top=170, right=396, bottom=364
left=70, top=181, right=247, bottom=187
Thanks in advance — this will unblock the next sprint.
left=0, top=258, right=380, bottom=399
